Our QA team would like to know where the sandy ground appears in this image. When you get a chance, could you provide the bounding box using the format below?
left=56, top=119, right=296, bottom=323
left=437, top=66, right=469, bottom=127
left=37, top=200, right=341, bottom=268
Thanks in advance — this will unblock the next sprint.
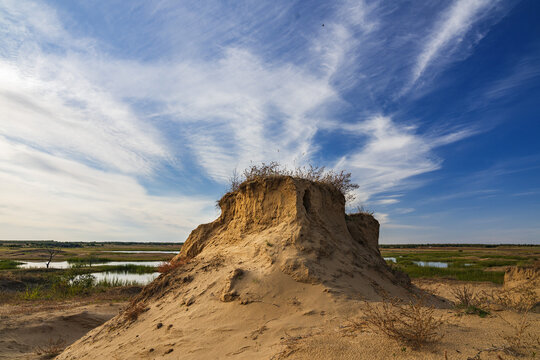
left=57, top=277, right=539, bottom=360
left=0, top=301, right=125, bottom=359
left=1, top=280, right=538, bottom=360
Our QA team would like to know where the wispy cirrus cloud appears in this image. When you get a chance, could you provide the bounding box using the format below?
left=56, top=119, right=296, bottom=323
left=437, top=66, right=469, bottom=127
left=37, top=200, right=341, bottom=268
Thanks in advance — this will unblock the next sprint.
left=483, top=54, right=540, bottom=100
left=0, top=135, right=214, bottom=241
left=407, top=0, right=500, bottom=91
left=336, top=115, right=475, bottom=204
left=0, top=0, right=521, bottom=242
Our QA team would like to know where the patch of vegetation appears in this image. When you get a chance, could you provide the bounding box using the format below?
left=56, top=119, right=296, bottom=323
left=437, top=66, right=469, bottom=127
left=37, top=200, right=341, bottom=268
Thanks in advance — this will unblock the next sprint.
left=391, top=263, right=505, bottom=283
left=67, top=256, right=112, bottom=266
left=157, top=256, right=190, bottom=274
left=34, top=338, right=66, bottom=359
left=0, top=259, right=22, bottom=270
left=463, top=305, right=490, bottom=317
left=94, top=264, right=157, bottom=274
left=227, top=162, right=359, bottom=202
left=95, top=278, right=140, bottom=287
left=17, top=269, right=137, bottom=300
left=499, top=312, right=540, bottom=356
left=123, top=300, right=148, bottom=322
left=361, top=296, right=444, bottom=349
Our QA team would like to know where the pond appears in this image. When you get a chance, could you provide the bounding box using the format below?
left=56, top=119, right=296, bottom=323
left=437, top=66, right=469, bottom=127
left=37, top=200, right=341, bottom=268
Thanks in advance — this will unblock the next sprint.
left=18, top=260, right=164, bottom=269
left=413, top=261, right=448, bottom=268
left=384, top=257, right=397, bottom=263
left=80, top=271, right=160, bottom=286
left=104, top=250, right=179, bottom=254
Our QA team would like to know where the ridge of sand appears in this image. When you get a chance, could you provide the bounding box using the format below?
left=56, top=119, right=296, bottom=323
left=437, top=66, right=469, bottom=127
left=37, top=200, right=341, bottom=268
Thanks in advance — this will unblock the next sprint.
left=57, top=177, right=431, bottom=359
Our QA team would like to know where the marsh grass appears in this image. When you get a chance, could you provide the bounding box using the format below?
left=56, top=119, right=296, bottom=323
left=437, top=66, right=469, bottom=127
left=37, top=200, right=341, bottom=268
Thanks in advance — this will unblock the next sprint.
left=380, top=250, right=533, bottom=266
left=0, top=259, right=22, bottom=269
left=19, top=271, right=120, bottom=300
left=67, top=256, right=112, bottom=266
left=391, top=263, right=505, bottom=283
left=95, top=264, right=157, bottom=274
left=95, top=278, right=140, bottom=287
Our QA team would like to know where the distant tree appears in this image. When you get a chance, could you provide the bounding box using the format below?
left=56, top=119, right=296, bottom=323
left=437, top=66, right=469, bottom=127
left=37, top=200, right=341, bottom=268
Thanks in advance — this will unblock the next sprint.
left=45, top=248, right=60, bottom=269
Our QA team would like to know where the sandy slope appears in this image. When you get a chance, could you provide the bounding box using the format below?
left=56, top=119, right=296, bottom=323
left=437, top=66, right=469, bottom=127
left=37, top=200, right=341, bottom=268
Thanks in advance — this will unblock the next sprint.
left=0, top=301, right=123, bottom=359
left=57, top=177, right=539, bottom=359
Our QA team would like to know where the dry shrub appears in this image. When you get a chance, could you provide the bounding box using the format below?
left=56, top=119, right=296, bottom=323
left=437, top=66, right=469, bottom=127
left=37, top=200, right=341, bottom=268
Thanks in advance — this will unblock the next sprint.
left=35, top=338, right=66, bottom=359
left=362, top=296, right=444, bottom=349
left=230, top=162, right=359, bottom=202
left=486, top=285, right=538, bottom=313
left=452, top=283, right=538, bottom=314
left=157, top=256, right=190, bottom=274
left=123, top=301, right=148, bottom=322
left=499, top=311, right=540, bottom=356
left=451, top=285, right=478, bottom=307
left=451, top=286, right=490, bottom=317
left=271, top=332, right=309, bottom=360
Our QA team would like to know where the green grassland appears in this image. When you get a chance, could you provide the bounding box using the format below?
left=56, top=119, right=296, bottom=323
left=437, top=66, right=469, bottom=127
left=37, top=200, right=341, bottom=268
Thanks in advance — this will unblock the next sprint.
left=0, top=240, right=182, bottom=261
left=380, top=245, right=539, bottom=284
left=1, top=242, right=538, bottom=303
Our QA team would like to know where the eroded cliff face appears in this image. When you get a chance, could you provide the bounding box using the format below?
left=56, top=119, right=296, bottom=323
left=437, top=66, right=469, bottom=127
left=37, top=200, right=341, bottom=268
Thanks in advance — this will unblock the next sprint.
left=176, top=176, right=407, bottom=287
left=58, top=177, right=416, bottom=360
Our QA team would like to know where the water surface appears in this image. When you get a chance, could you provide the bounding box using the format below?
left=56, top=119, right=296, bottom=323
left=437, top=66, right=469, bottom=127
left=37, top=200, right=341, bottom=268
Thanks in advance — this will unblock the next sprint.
left=18, top=260, right=163, bottom=269
left=105, top=250, right=179, bottom=254
left=413, top=261, right=448, bottom=268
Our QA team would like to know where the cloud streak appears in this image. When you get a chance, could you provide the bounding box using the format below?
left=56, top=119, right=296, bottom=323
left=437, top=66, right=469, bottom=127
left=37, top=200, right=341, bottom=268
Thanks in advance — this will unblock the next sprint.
left=409, top=0, right=496, bottom=89
left=0, top=0, right=520, bottom=241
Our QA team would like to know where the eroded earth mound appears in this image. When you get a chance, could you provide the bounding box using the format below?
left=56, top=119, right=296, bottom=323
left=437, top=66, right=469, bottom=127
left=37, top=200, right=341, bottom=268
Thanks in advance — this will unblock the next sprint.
left=58, top=177, right=422, bottom=359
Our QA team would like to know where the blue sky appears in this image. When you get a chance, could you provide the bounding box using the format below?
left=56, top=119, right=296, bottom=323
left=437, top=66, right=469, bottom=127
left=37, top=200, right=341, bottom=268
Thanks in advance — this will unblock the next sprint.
left=0, top=0, right=539, bottom=243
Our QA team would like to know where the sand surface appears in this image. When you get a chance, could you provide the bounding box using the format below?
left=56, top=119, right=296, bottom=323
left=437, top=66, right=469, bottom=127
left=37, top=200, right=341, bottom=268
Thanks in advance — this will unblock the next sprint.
left=1, top=281, right=537, bottom=360
left=0, top=301, right=124, bottom=359
left=52, top=279, right=538, bottom=360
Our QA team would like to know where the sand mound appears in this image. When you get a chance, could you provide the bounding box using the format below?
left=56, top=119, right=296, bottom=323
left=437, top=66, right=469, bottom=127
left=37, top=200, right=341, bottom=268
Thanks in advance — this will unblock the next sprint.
left=58, top=177, right=424, bottom=360
left=504, top=265, right=540, bottom=289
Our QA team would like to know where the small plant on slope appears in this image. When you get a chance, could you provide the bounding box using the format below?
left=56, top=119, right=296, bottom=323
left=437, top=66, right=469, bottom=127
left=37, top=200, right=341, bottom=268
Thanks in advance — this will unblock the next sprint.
left=35, top=338, right=66, bottom=359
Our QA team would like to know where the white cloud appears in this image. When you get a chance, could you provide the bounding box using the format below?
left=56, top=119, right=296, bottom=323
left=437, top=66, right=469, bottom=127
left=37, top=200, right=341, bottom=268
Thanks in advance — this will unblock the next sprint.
left=0, top=136, right=215, bottom=241
left=409, top=0, right=495, bottom=88
left=338, top=115, right=472, bottom=204
left=0, top=0, right=488, bottom=241
left=373, top=212, right=389, bottom=224
left=484, top=55, right=540, bottom=100
left=374, top=198, right=400, bottom=205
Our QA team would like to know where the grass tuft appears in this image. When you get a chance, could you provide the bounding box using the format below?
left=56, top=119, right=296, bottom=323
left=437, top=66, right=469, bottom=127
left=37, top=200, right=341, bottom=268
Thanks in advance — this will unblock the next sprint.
left=499, top=311, right=540, bottom=356
left=34, top=338, right=66, bottom=359
left=123, top=301, right=148, bottom=322
left=157, top=256, right=190, bottom=274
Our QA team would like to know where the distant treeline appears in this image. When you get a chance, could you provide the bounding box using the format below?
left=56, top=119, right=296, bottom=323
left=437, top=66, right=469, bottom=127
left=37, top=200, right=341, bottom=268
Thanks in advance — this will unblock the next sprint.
left=0, top=240, right=184, bottom=248
left=379, top=243, right=538, bottom=248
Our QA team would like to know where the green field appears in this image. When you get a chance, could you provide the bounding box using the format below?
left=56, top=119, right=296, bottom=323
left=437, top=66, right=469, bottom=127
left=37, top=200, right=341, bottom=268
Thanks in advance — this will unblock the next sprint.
left=0, top=240, right=182, bottom=261
left=380, top=244, right=539, bottom=284
left=0, top=241, right=180, bottom=302
left=1, top=242, right=538, bottom=303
